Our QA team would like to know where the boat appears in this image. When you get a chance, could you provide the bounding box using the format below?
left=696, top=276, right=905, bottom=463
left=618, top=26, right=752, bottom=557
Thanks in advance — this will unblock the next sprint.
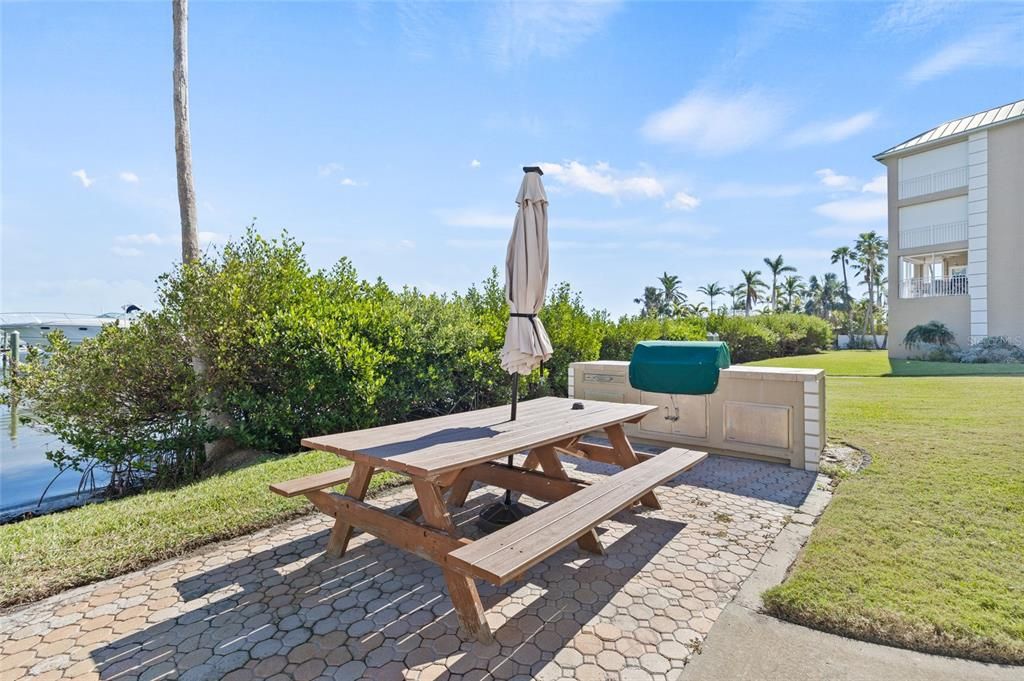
left=0, top=305, right=141, bottom=350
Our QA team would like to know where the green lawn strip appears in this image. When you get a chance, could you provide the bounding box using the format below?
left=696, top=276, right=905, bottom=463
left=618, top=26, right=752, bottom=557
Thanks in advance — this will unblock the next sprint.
left=889, top=359, right=1024, bottom=377
left=748, top=354, right=1024, bottom=664
left=751, top=349, right=1024, bottom=378
left=0, top=450, right=403, bottom=610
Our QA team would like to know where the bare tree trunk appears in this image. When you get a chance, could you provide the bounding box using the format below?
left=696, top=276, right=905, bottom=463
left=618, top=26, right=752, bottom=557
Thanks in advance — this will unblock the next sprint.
left=172, top=0, right=233, bottom=464
left=173, top=0, right=200, bottom=264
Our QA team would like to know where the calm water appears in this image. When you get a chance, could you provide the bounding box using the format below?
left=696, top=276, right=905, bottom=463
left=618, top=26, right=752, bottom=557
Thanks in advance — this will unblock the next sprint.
left=0, top=403, right=108, bottom=513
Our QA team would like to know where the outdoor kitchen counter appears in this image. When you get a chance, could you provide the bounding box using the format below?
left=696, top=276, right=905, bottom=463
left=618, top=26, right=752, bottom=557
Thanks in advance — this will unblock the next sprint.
left=569, top=361, right=826, bottom=471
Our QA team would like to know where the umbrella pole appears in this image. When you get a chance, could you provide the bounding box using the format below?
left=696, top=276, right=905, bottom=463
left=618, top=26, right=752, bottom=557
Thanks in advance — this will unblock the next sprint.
left=506, top=372, right=517, bottom=503
left=510, top=371, right=518, bottom=421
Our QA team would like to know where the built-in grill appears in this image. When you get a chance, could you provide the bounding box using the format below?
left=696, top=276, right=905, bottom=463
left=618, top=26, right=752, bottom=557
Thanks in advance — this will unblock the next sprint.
left=628, top=341, right=731, bottom=395
left=568, top=341, right=825, bottom=472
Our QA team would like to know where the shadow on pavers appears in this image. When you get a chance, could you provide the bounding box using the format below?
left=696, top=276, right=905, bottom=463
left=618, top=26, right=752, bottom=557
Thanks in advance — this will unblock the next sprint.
left=89, top=491, right=682, bottom=680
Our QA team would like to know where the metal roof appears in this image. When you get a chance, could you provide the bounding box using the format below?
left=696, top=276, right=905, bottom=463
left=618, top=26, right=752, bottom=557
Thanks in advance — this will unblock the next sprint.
left=874, top=98, right=1024, bottom=160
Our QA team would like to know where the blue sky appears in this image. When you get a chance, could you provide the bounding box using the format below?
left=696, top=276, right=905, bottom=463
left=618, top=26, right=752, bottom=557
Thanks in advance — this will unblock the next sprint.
left=2, top=1, right=1022, bottom=316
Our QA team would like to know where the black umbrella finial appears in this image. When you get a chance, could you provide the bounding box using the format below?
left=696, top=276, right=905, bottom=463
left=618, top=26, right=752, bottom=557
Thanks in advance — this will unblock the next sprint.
left=523, top=166, right=544, bottom=175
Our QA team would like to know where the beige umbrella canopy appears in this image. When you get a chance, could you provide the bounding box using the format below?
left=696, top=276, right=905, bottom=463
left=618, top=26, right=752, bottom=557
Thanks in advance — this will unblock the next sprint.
left=479, top=167, right=554, bottom=531
left=500, top=168, right=554, bottom=381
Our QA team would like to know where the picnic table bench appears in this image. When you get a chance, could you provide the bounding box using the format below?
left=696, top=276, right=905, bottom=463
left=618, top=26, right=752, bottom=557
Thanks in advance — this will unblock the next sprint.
left=271, top=396, right=707, bottom=642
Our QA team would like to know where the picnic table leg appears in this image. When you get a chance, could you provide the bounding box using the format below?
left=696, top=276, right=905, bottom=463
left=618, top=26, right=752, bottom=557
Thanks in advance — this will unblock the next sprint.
left=531, top=446, right=604, bottom=555
left=325, top=462, right=375, bottom=558
left=412, top=479, right=493, bottom=644
left=604, top=424, right=661, bottom=510
left=445, top=470, right=475, bottom=508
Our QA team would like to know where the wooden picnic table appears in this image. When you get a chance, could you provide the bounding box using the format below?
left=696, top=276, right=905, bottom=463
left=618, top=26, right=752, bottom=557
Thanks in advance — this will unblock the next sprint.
left=273, top=396, right=707, bottom=642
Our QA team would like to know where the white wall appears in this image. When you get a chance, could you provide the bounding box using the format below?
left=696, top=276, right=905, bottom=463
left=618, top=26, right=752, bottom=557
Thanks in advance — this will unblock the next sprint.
left=899, top=141, right=968, bottom=180
left=899, top=195, right=968, bottom=230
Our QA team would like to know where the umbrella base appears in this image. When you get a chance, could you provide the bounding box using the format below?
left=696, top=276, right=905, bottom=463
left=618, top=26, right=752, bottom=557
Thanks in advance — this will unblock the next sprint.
left=477, top=498, right=532, bottom=534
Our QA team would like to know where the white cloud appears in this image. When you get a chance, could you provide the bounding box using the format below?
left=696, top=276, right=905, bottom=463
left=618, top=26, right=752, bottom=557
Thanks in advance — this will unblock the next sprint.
left=815, top=168, right=858, bottom=191
left=71, top=169, right=94, bottom=188
left=484, top=1, right=622, bottom=66
left=815, top=197, right=887, bottom=222
left=665, top=191, right=700, bottom=211
left=116, top=232, right=165, bottom=245
left=907, top=26, right=1023, bottom=83
left=707, top=182, right=807, bottom=200
left=641, top=89, right=787, bottom=155
left=538, top=160, right=664, bottom=199
left=111, top=246, right=143, bottom=257
left=119, top=171, right=140, bottom=184
left=198, top=231, right=226, bottom=245
left=875, top=0, right=963, bottom=35
left=787, top=111, right=878, bottom=146
left=862, top=175, right=887, bottom=194
left=318, top=162, right=343, bottom=177
left=470, top=159, right=481, bottom=169
left=398, top=239, right=416, bottom=250
left=339, top=177, right=366, bottom=187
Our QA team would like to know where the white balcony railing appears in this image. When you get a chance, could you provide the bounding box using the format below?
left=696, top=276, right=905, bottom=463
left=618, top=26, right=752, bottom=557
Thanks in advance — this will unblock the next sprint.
left=898, top=166, right=969, bottom=199
left=898, top=220, right=968, bottom=249
left=900, top=275, right=969, bottom=299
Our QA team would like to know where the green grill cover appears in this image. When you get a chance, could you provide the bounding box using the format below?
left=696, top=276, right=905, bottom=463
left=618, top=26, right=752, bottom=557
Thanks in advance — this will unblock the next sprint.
left=628, top=341, right=731, bottom=395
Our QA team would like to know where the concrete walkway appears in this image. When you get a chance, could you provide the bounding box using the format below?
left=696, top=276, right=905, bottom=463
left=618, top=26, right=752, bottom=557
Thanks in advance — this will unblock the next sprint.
left=677, top=493, right=1021, bottom=681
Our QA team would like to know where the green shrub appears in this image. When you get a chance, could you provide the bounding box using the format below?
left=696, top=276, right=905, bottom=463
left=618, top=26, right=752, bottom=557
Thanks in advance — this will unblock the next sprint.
left=159, top=232, right=387, bottom=453
left=599, top=315, right=705, bottom=360
left=10, top=315, right=207, bottom=492
left=903, top=321, right=956, bottom=350
left=707, top=315, right=779, bottom=362
left=756, top=313, right=832, bottom=355
left=15, top=227, right=843, bottom=495
left=537, top=283, right=607, bottom=397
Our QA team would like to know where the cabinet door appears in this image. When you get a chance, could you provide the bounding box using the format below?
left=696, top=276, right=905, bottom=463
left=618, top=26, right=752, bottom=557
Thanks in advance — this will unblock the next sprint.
left=669, top=395, right=708, bottom=439
left=638, top=392, right=674, bottom=434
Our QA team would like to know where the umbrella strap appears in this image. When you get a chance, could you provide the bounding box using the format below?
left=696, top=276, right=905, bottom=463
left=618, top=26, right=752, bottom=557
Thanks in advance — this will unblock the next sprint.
left=510, top=312, right=544, bottom=377
left=510, top=312, right=542, bottom=345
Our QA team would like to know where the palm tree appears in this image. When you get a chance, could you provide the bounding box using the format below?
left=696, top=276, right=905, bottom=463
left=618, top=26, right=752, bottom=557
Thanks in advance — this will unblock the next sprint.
left=634, top=286, right=664, bottom=318
left=822, top=273, right=841, bottom=321
left=763, top=255, right=796, bottom=312
left=697, top=282, right=725, bottom=313
left=740, top=269, right=766, bottom=316
left=658, top=272, right=685, bottom=314
left=853, top=231, right=888, bottom=348
left=804, top=275, right=822, bottom=317
left=173, top=0, right=199, bottom=263
left=831, top=246, right=854, bottom=337
left=780, top=275, right=804, bottom=312
left=729, top=284, right=746, bottom=312
left=683, top=302, right=708, bottom=317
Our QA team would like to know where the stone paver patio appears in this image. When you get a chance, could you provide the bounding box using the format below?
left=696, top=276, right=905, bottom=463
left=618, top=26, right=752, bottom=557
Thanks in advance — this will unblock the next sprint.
left=0, top=452, right=822, bottom=681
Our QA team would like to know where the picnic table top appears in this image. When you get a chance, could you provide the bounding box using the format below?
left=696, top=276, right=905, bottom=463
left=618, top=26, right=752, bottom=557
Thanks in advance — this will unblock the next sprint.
left=300, top=396, right=656, bottom=478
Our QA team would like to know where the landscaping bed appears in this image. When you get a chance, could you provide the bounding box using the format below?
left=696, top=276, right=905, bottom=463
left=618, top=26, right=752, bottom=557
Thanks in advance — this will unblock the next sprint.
left=753, top=351, right=1024, bottom=664
left=0, top=450, right=402, bottom=609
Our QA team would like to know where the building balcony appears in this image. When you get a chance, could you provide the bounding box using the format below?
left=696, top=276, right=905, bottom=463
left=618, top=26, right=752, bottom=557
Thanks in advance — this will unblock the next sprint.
left=898, top=219, right=968, bottom=249
left=899, top=275, right=968, bottom=299
left=898, top=166, right=968, bottom=200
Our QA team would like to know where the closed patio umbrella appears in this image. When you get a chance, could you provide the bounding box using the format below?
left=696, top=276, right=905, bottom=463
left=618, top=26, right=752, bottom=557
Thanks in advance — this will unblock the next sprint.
left=479, top=166, right=553, bottom=532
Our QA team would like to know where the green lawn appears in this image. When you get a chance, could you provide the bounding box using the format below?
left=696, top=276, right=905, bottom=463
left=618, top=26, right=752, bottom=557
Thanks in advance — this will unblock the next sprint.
left=0, top=451, right=401, bottom=609
left=750, top=351, right=1024, bottom=664
left=753, top=349, right=1024, bottom=377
